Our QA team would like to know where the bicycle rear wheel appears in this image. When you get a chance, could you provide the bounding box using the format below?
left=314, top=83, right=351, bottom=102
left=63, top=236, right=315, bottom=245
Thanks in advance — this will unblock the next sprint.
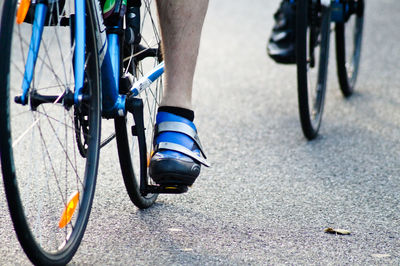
left=296, top=0, right=332, bottom=140
left=0, top=1, right=101, bottom=264
left=335, top=0, right=364, bottom=97
left=115, top=0, right=161, bottom=209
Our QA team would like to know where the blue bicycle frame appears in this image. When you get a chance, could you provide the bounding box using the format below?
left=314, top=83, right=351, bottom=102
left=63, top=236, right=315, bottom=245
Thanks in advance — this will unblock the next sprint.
left=289, top=0, right=355, bottom=23
left=18, top=0, right=164, bottom=118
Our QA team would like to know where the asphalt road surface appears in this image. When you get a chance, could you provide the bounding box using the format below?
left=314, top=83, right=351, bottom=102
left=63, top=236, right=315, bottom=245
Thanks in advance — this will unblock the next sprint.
left=1, top=0, right=400, bottom=264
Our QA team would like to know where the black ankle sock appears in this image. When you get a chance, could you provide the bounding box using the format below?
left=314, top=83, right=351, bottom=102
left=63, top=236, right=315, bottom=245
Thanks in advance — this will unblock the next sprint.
left=158, top=106, right=195, bottom=122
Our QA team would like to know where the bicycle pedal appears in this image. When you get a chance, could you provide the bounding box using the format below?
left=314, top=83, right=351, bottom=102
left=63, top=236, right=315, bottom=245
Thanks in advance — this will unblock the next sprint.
left=143, top=185, right=188, bottom=194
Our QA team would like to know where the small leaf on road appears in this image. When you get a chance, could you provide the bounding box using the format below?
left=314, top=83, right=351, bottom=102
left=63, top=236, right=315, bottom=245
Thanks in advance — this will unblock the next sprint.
left=371, top=254, right=391, bottom=258
left=324, top=227, right=351, bottom=235
left=168, top=228, right=183, bottom=232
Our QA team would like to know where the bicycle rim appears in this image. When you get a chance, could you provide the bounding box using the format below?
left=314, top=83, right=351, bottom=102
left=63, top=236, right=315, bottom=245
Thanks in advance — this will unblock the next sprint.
left=296, top=0, right=331, bottom=140
left=0, top=0, right=101, bottom=264
left=115, top=0, right=161, bottom=209
left=335, top=0, right=364, bottom=97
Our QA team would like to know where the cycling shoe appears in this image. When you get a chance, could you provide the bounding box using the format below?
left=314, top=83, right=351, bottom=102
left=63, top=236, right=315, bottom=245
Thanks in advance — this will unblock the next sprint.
left=267, top=0, right=296, bottom=64
left=149, top=112, right=209, bottom=186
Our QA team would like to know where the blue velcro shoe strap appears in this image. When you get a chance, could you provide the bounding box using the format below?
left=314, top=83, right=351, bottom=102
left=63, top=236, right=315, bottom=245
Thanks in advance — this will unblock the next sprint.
left=156, top=142, right=210, bottom=167
left=155, top=121, right=206, bottom=158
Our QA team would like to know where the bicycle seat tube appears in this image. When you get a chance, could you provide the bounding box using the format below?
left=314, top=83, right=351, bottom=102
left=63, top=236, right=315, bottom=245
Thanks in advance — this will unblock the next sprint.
left=100, top=3, right=126, bottom=118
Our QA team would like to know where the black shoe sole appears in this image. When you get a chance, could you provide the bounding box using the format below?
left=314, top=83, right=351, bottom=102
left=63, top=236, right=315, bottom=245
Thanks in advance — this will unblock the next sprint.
left=268, top=53, right=296, bottom=64
left=149, top=158, right=200, bottom=186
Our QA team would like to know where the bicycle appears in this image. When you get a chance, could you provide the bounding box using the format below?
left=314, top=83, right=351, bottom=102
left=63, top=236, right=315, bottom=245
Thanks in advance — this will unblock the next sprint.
left=0, top=0, right=181, bottom=264
left=296, top=0, right=364, bottom=139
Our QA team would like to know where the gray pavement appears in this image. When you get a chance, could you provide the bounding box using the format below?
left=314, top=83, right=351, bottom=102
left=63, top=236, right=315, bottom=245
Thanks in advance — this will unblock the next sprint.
left=2, top=0, right=400, bottom=264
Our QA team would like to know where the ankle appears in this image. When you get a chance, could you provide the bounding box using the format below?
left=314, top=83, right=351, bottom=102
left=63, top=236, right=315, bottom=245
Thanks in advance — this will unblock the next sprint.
left=158, top=106, right=195, bottom=122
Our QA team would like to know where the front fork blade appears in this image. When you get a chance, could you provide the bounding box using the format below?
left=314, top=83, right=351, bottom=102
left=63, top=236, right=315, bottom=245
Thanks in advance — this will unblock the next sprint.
left=20, top=3, right=48, bottom=105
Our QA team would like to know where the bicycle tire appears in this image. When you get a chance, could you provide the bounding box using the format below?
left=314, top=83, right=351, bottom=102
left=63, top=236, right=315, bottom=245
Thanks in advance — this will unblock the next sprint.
left=296, top=0, right=332, bottom=140
left=0, top=1, right=101, bottom=264
left=115, top=0, right=161, bottom=209
left=335, top=0, right=364, bottom=97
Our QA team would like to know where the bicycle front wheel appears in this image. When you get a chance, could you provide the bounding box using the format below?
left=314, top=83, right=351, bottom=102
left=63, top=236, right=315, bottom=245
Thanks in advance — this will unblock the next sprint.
left=0, top=1, right=101, bottom=264
left=335, top=0, right=364, bottom=97
left=115, top=0, right=161, bottom=209
left=296, top=0, right=332, bottom=140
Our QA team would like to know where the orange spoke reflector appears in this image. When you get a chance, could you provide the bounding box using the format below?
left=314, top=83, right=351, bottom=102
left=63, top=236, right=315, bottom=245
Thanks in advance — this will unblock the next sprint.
left=59, top=191, right=80, bottom=229
left=16, top=0, right=31, bottom=24
left=147, top=151, right=154, bottom=167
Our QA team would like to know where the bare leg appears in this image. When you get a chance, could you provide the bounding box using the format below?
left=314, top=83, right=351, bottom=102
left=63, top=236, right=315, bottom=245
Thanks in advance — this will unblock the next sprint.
left=149, top=0, right=209, bottom=186
left=156, top=0, right=209, bottom=109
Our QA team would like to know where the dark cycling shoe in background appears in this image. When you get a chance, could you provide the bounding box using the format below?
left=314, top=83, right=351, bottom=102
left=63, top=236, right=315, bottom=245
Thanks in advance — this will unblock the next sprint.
left=267, top=0, right=296, bottom=64
left=149, top=109, right=209, bottom=187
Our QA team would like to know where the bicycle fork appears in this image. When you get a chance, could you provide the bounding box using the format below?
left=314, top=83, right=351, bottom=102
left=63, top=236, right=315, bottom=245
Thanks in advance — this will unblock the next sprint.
left=14, top=0, right=86, bottom=109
